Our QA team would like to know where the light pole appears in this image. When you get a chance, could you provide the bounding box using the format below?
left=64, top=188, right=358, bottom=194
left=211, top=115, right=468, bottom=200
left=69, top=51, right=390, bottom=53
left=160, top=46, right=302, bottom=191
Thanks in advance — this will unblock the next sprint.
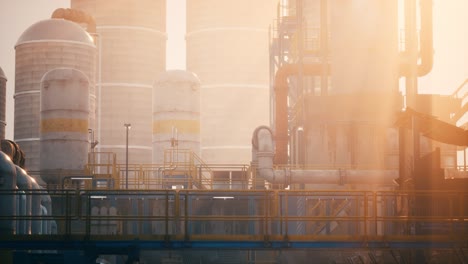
left=124, top=123, right=131, bottom=189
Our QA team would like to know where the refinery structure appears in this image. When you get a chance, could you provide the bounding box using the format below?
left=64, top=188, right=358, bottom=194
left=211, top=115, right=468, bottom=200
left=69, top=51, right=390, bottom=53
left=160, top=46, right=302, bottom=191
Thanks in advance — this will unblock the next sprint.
left=0, top=0, right=467, bottom=264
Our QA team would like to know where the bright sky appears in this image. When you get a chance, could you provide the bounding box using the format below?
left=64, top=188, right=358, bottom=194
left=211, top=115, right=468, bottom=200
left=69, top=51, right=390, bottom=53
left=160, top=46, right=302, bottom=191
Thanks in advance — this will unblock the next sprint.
left=0, top=0, right=466, bottom=140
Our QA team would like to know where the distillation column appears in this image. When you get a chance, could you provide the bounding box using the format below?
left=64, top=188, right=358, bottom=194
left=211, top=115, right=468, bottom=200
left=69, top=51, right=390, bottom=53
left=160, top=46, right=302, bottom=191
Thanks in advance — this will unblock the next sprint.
left=71, top=0, right=166, bottom=165
left=186, top=0, right=277, bottom=164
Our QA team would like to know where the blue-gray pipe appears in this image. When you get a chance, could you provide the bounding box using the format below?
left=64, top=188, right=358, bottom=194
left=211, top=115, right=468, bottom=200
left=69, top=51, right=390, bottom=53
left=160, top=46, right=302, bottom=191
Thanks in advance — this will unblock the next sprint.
left=0, top=151, right=17, bottom=234
left=30, top=177, right=42, bottom=234
left=15, top=166, right=32, bottom=234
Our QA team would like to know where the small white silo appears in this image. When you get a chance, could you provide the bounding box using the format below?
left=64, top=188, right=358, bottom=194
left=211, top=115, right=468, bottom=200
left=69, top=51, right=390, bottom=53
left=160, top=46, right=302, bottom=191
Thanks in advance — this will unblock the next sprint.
left=153, top=70, right=201, bottom=164
left=186, top=0, right=277, bottom=164
left=71, top=0, right=166, bottom=165
left=0, top=67, right=7, bottom=139
left=40, top=68, right=90, bottom=185
left=14, top=19, right=96, bottom=174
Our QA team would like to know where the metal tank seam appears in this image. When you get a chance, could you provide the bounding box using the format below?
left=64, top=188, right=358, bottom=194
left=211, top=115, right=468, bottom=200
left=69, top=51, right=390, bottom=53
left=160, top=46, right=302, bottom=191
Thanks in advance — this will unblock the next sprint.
left=98, top=25, right=167, bottom=37
left=186, top=27, right=268, bottom=37
left=100, top=83, right=153, bottom=89
left=13, top=138, right=40, bottom=142
left=15, top=39, right=96, bottom=48
left=97, top=145, right=153, bottom=151
left=201, top=84, right=268, bottom=90
left=201, top=146, right=251, bottom=150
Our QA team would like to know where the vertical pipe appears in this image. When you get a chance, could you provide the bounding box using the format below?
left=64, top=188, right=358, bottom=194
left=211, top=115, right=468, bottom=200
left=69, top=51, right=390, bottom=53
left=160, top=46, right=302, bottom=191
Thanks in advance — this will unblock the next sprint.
left=125, top=124, right=131, bottom=189
left=412, top=115, right=420, bottom=170
left=464, top=148, right=466, bottom=172
left=296, top=0, right=305, bottom=127
left=126, top=127, right=129, bottom=189
left=399, top=125, right=407, bottom=190
left=405, top=0, right=418, bottom=107
left=320, top=0, right=328, bottom=96
left=30, top=181, right=42, bottom=235
left=0, top=67, right=7, bottom=140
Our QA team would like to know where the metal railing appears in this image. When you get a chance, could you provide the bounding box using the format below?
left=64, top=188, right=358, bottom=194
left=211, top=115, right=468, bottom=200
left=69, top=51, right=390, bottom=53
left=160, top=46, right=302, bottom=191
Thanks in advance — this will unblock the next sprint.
left=1, top=189, right=466, bottom=245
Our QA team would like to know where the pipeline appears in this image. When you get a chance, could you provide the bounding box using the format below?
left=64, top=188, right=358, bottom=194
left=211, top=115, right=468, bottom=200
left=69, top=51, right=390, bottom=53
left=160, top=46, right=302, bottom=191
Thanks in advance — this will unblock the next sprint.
left=51, top=8, right=96, bottom=34
left=1, top=139, right=26, bottom=168
left=16, top=166, right=32, bottom=234
left=274, top=63, right=330, bottom=164
left=273, top=0, right=432, bottom=164
left=399, top=0, right=433, bottom=77
left=252, top=126, right=397, bottom=185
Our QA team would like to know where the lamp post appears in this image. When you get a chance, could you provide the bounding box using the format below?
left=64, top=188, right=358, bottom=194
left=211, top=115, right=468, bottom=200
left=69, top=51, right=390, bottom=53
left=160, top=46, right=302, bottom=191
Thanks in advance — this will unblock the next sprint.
left=124, top=123, right=131, bottom=189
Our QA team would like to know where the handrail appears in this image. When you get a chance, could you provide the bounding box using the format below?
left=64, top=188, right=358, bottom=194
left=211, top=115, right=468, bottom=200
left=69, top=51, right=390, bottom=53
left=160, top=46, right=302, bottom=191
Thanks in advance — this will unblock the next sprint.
left=1, top=189, right=466, bottom=243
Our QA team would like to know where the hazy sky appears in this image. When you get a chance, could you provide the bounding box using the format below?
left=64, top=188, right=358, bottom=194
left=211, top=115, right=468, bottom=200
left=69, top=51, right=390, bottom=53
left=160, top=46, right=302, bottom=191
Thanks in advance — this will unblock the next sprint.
left=0, top=0, right=467, bottom=139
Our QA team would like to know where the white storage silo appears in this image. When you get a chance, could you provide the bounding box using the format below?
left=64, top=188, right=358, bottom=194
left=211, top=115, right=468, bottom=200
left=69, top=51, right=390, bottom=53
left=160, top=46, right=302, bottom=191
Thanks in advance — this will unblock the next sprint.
left=186, top=0, right=277, bottom=164
left=14, top=19, right=96, bottom=175
left=0, top=67, right=6, bottom=139
left=153, top=70, right=201, bottom=164
left=71, top=0, right=167, bottom=166
left=40, top=68, right=90, bottom=185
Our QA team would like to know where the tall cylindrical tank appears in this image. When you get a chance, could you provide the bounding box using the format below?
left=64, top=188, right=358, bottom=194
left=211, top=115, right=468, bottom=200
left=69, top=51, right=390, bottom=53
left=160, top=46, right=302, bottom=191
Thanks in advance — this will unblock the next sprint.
left=0, top=151, right=16, bottom=235
left=153, top=70, right=201, bottom=164
left=71, top=0, right=167, bottom=165
left=14, top=19, right=96, bottom=175
left=40, top=68, right=90, bottom=185
left=186, top=0, right=277, bottom=164
left=0, top=67, right=6, bottom=139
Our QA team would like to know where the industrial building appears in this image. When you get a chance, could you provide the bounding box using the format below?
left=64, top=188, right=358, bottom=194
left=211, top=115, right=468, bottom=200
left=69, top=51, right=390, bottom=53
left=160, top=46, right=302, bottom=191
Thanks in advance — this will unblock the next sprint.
left=0, top=0, right=467, bottom=263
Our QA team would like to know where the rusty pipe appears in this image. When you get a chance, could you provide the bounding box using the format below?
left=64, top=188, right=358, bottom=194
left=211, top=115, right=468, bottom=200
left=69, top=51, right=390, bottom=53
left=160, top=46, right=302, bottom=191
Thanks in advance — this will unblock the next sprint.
left=51, top=8, right=96, bottom=34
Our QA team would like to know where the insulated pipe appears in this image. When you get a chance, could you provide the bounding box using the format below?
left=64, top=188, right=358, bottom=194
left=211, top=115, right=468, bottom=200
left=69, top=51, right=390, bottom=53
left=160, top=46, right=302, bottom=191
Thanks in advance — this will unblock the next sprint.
left=15, top=166, right=32, bottom=234
left=399, top=0, right=433, bottom=77
left=1, top=139, right=26, bottom=168
left=0, top=151, right=16, bottom=234
left=51, top=8, right=96, bottom=33
left=40, top=190, right=53, bottom=234
left=253, top=126, right=397, bottom=185
left=274, top=63, right=330, bottom=164
left=30, top=178, right=42, bottom=234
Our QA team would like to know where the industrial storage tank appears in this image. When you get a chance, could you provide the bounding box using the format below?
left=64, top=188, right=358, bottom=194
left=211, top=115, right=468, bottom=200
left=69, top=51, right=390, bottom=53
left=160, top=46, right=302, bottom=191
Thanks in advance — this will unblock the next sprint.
left=14, top=19, right=96, bottom=176
left=186, top=0, right=277, bottom=164
left=153, top=70, right=201, bottom=164
left=71, top=0, right=167, bottom=165
left=299, top=0, right=401, bottom=169
left=0, top=67, right=6, bottom=139
left=39, top=68, right=90, bottom=185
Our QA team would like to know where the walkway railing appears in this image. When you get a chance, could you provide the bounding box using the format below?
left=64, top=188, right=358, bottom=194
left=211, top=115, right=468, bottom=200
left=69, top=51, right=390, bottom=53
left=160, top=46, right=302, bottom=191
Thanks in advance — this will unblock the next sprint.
left=1, top=189, right=467, bottom=250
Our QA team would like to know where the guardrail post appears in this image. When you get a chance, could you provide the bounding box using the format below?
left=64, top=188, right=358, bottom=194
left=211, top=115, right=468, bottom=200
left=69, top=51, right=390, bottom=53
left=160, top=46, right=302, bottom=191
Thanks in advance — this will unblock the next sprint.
left=85, top=192, right=91, bottom=239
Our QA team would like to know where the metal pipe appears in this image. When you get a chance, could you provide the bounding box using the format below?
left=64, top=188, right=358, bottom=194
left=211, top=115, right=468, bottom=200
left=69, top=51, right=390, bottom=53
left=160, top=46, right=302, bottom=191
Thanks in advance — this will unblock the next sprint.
left=274, top=63, right=330, bottom=164
left=124, top=123, right=131, bottom=189
left=273, top=0, right=432, bottom=165
left=0, top=152, right=16, bottom=235
left=30, top=178, right=42, bottom=234
left=15, top=166, right=32, bottom=234
left=253, top=126, right=397, bottom=185
left=399, top=0, right=433, bottom=77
